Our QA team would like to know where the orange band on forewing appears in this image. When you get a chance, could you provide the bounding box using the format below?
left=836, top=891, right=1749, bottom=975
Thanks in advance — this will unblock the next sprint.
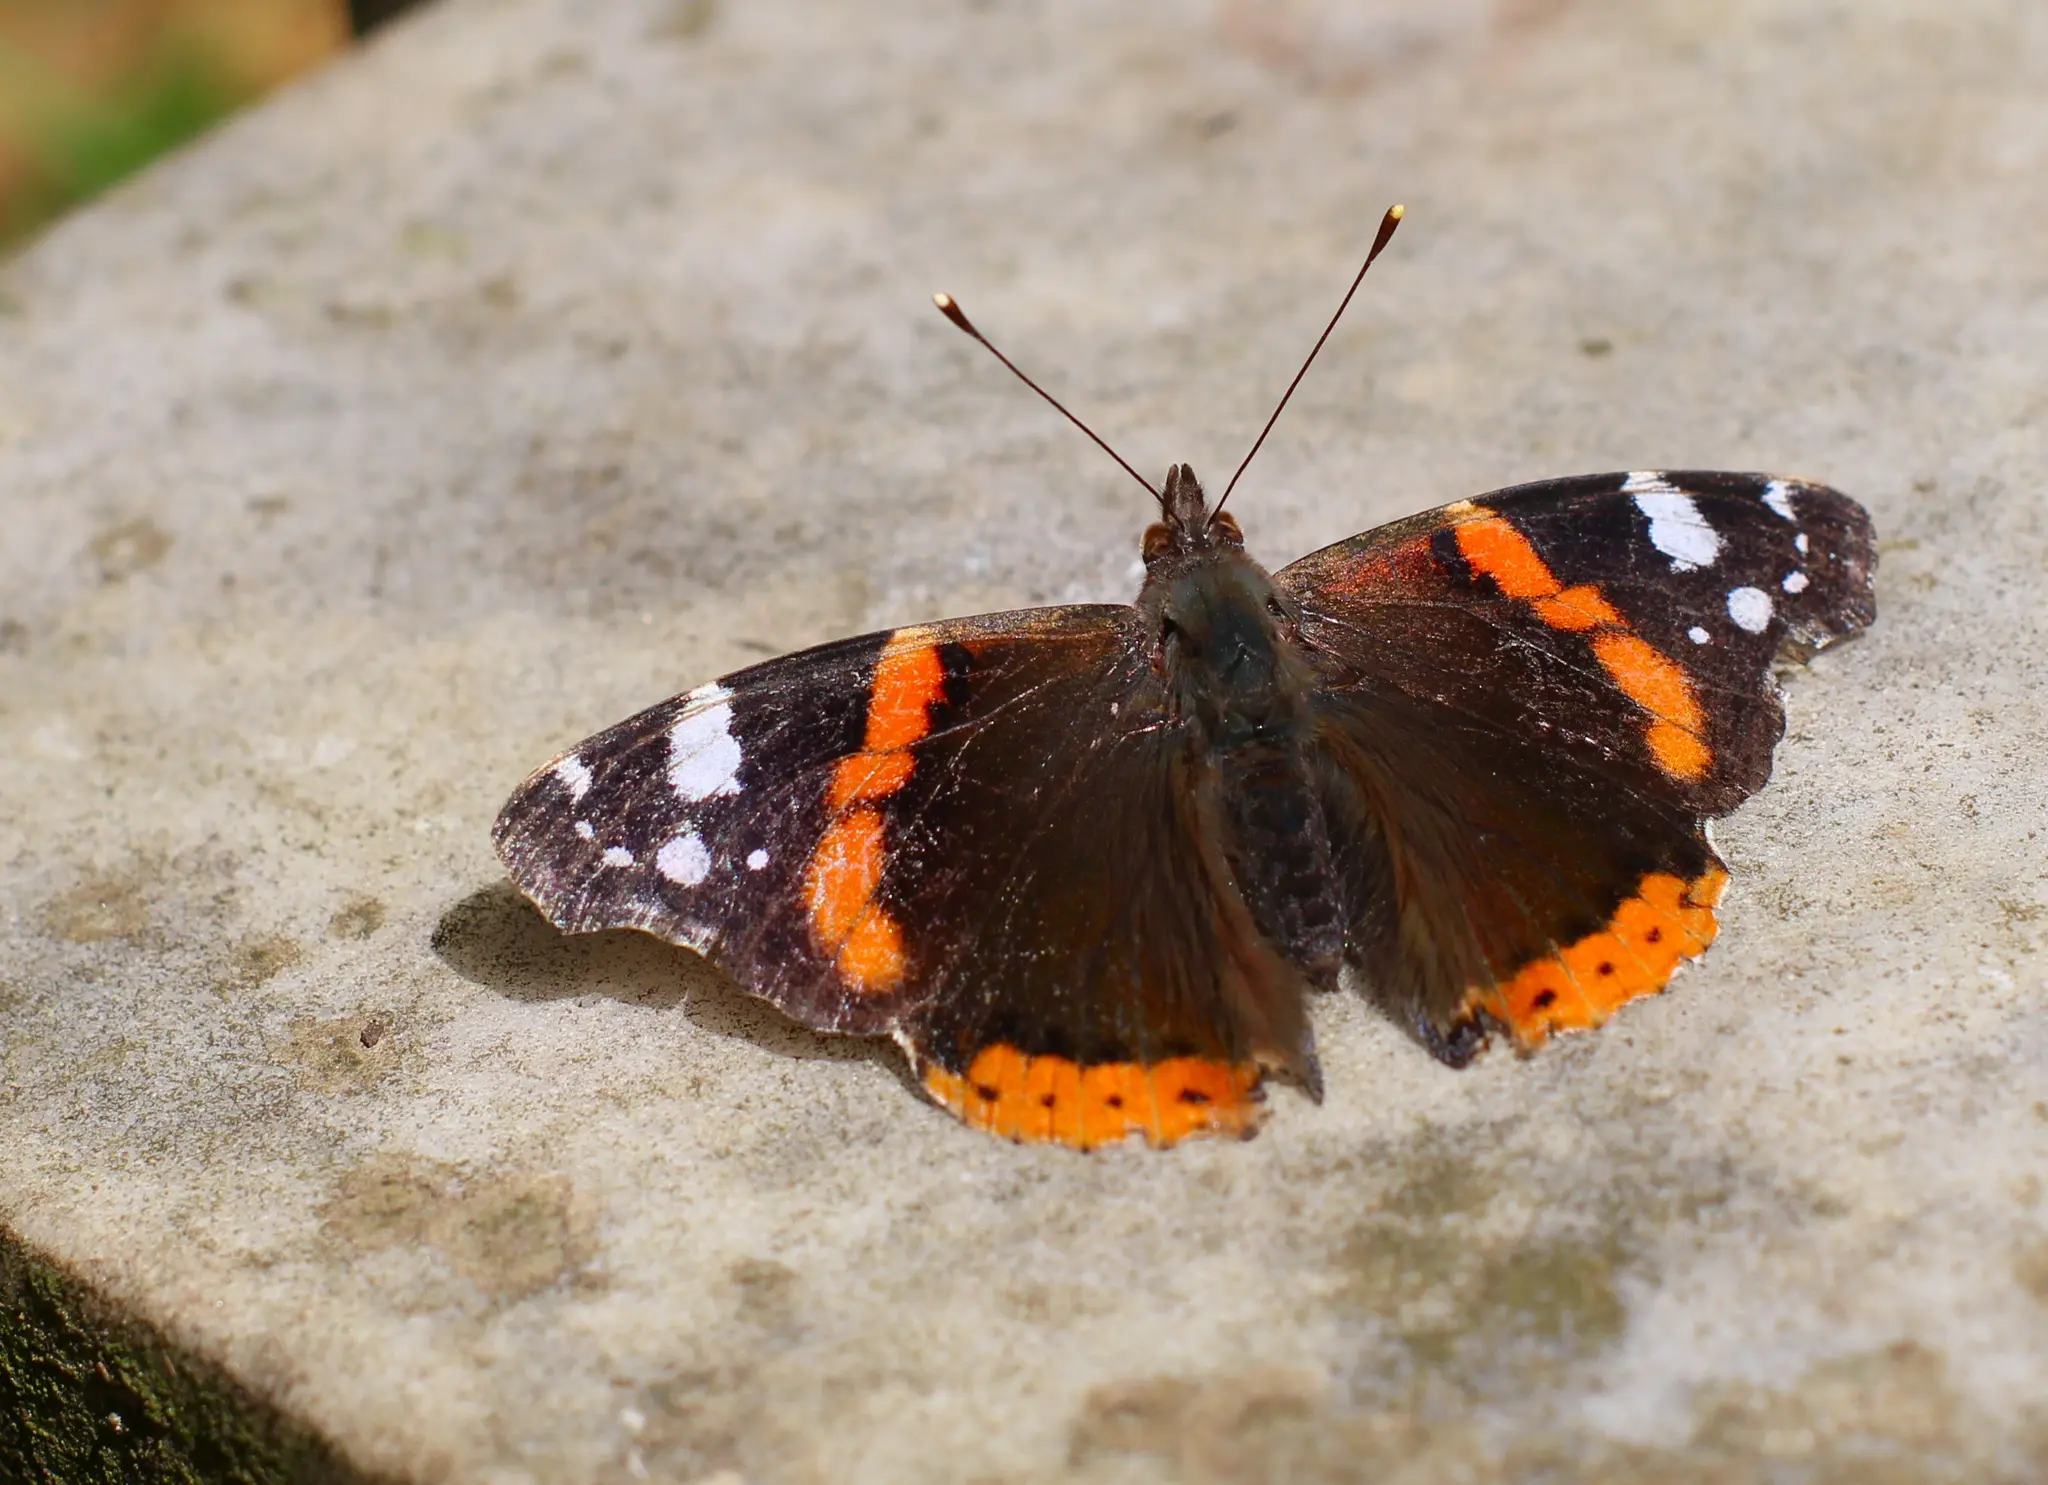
left=1589, top=633, right=1702, bottom=733
left=864, top=640, right=947, bottom=750
left=1469, top=866, right=1728, bottom=1046
left=1455, top=516, right=1562, bottom=600
left=921, top=1045, right=1261, bottom=1149
left=827, top=750, right=915, bottom=810
left=1644, top=722, right=1711, bottom=780
left=802, top=634, right=949, bottom=992
left=806, top=808, right=887, bottom=947
left=805, top=810, right=907, bottom=993
left=1534, top=584, right=1624, bottom=631
left=1589, top=632, right=1708, bottom=779
left=1456, top=511, right=1711, bottom=783
left=834, top=905, right=906, bottom=990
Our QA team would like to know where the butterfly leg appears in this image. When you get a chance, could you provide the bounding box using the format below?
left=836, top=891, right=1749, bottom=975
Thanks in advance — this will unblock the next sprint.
left=1412, top=1005, right=1490, bottom=1069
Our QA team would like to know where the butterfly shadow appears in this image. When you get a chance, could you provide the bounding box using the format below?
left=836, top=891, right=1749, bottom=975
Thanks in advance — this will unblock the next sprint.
left=430, top=882, right=913, bottom=1088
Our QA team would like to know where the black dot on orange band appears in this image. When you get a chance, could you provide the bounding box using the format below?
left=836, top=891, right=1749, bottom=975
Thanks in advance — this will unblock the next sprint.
left=1533, top=989, right=1558, bottom=1009
left=1598, top=961, right=1614, bottom=975
left=1180, top=1088, right=1211, bottom=1105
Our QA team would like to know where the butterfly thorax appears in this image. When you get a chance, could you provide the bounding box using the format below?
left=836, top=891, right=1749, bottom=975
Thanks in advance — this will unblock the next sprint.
left=1138, top=464, right=1314, bottom=751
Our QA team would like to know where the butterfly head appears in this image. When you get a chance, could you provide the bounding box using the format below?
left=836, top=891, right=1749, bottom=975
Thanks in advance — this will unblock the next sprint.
left=1142, top=464, right=1245, bottom=572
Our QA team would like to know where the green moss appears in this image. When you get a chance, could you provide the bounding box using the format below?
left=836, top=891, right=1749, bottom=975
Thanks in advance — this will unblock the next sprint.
left=1472, top=1237, right=1629, bottom=1348
left=1330, top=1144, right=1636, bottom=1390
left=0, top=1226, right=379, bottom=1485
left=0, top=38, right=243, bottom=244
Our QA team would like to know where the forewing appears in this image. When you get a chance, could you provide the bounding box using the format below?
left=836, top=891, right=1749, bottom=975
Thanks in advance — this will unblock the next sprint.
left=494, top=606, right=1304, bottom=1147
left=495, top=626, right=899, bottom=1029
left=1277, top=470, right=1875, bottom=1052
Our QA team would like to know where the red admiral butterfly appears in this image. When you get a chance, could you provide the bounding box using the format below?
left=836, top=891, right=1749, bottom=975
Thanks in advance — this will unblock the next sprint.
left=495, top=207, right=1876, bottom=1149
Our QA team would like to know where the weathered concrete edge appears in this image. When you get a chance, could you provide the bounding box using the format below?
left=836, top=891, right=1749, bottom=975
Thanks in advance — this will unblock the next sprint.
left=0, top=1221, right=386, bottom=1485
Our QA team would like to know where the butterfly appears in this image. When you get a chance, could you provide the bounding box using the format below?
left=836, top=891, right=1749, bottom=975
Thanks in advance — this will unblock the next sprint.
left=493, top=207, right=1876, bottom=1149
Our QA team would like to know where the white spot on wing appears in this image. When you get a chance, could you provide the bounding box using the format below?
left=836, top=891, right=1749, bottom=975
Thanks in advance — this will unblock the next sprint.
left=1782, top=570, right=1810, bottom=594
left=1628, top=477, right=1722, bottom=572
left=1795, top=532, right=1809, bottom=554
left=745, top=848, right=769, bottom=871
left=668, top=683, right=743, bottom=802
left=657, top=832, right=712, bottom=886
left=602, top=845, right=635, bottom=868
left=1688, top=625, right=1710, bottom=645
left=1727, top=587, right=1774, bottom=633
left=1762, top=480, right=1797, bottom=521
left=554, top=756, right=593, bottom=802
left=574, top=820, right=595, bottom=840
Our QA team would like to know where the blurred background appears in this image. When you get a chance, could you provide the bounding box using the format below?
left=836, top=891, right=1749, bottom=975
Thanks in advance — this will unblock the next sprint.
left=0, top=0, right=421, bottom=247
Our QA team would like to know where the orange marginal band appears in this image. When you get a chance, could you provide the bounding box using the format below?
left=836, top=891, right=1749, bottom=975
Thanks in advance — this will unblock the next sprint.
left=1455, top=514, right=1710, bottom=781
left=922, top=1045, right=1262, bottom=1149
left=1468, top=866, right=1729, bottom=1046
left=804, top=634, right=949, bottom=993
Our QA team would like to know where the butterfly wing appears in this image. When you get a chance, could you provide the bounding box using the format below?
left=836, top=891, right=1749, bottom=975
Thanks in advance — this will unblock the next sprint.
left=493, top=607, right=1312, bottom=1148
left=1276, top=471, right=1875, bottom=1055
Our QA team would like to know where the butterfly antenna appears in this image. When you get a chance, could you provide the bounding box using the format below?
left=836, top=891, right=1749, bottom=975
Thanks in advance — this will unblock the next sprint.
left=932, top=292, right=1163, bottom=507
left=1213, top=204, right=1405, bottom=519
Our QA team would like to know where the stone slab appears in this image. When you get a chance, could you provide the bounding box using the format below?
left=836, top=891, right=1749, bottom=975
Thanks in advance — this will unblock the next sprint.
left=2, top=0, right=2045, bottom=1480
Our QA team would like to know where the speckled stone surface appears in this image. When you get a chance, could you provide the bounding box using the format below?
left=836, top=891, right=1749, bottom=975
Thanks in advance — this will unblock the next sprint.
left=2, top=0, right=2045, bottom=1480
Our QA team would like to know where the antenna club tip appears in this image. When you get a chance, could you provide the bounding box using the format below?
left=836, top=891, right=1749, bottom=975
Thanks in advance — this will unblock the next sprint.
left=1388, top=203, right=1405, bottom=220
left=932, top=292, right=976, bottom=333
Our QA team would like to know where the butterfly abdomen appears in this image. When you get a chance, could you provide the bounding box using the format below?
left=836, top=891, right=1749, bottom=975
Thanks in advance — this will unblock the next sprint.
left=1216, top=747, right=1344, bottom=983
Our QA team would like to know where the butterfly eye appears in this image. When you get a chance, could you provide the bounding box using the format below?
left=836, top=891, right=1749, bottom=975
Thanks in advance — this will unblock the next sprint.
left=1152, top=615, right=1182, bottom=673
